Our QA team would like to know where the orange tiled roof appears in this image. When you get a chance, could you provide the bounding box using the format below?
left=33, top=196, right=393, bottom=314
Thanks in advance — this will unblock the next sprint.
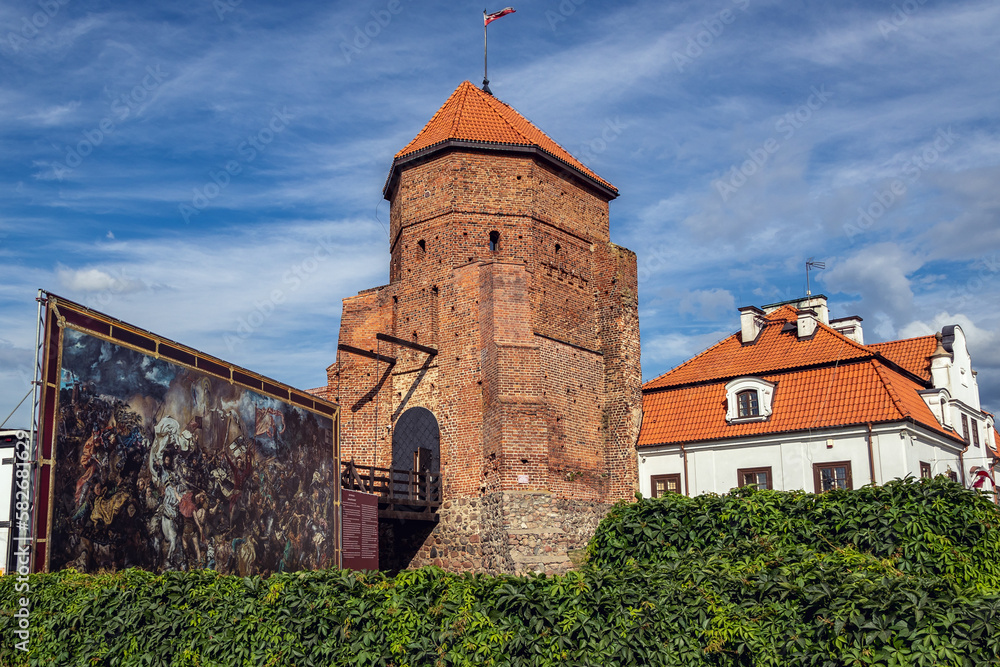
left=991, top=427, right=1000, bottom=460
left=394, top=81, right=615, bottom=193
left=638, top=359, right=957, bottom=446
left=644, top=305, right=872, bottom=391
left=869, top=335, right=936, bottom=382
left=638, top=304, right=972, bottom=447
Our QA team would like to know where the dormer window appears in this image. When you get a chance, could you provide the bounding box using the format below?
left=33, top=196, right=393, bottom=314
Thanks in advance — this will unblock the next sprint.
left=725, top=377, right=776, bottom=423
left=737, top=390, right=759, bottom=417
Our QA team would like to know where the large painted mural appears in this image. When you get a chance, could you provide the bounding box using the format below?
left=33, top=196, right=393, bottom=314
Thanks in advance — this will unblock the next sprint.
left=49, top=326, right=336, bottom=575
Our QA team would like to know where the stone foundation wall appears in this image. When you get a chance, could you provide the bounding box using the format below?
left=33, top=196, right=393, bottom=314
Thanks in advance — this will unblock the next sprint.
left=382, top=491, right=611, bottom=575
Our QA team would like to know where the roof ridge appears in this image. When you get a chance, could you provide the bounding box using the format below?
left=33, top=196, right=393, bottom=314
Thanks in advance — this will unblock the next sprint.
left=872, top=360, right=910, bottom=421
left=870, top=333, right=937, bottom=346
left=450, top=81, right=470, bottom=137
left=812, top=318, right=874, bottom=355
left=394, top=82, right=470, bottom=159
left=481, top=90, right=532, bottom=146
left=643, top=331, right=738, bottom=387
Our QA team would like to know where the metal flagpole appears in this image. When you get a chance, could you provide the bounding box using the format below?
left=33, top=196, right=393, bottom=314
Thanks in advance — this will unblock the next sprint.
left=483, top=10, right=490, bottom=93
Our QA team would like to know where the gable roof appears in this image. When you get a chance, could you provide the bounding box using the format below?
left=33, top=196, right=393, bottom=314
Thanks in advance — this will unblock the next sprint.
left=639, top=305, right=968, bottom=448
left=644, top=305, right=872, bottom=391
left=384, top=81, right=616, bottom=198
left=638, top=359, right=958, bottom=446
left=868, top=335, right=937, bottom=382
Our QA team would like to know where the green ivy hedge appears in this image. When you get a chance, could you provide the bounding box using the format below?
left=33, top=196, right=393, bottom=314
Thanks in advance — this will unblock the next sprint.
left=1, top=477, right=998, bottom=666
left=590, top=476, right=1000, bottom=589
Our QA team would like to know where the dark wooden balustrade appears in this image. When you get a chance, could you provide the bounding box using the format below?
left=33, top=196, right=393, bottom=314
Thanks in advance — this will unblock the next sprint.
left=341, top=459, right=442, bottom=521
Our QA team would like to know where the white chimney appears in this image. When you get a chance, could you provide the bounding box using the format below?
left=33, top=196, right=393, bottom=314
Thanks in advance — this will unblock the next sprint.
left=739, top=306, right=765, bottom=344
left=799, top=295, right=829, bottom=325
left=929, top=332, right=953, bottom=391
left=797, top=308, right=818, bottom=338
left=830, top=316, right=864, bottom=344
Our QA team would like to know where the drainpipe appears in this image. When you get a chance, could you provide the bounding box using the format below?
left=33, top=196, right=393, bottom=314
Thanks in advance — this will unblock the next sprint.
left=680, top=443, right=689, bottom=496
left=959, top=442, right=970, bottom=486
left=866, top=423, right=876, bottom=486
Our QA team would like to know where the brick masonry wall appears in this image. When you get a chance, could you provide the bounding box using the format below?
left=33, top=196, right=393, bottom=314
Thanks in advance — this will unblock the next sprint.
left=394, top=491, right=612, bottom=575
left=328, top=145, right=640, bottom=573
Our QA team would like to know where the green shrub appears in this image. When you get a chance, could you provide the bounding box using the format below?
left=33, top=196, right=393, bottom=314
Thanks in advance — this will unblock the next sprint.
left=1, top=478, right=998, bottom=666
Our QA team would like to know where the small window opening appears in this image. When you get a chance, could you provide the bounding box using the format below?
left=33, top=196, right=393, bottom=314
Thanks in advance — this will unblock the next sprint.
left=418, top=239, right=426, bottom=252
left=555, top=243, right=561, bottom=253
left=489, top=230, right=500, bottom=252
left=737, top=390, right=759, bottom=418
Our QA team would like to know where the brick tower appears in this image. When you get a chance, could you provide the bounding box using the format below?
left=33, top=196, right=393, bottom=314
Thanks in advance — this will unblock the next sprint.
left=325, top=81, right=641, bottom=573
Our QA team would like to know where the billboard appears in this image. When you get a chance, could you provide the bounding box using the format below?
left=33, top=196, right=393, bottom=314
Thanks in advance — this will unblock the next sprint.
left=26, top=294, right=340, bottom=575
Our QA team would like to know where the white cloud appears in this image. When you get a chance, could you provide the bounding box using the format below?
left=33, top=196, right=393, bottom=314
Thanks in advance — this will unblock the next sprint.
left=822, top=243, right=924, bottom=338
left=678, top=288, right=736, bottom=321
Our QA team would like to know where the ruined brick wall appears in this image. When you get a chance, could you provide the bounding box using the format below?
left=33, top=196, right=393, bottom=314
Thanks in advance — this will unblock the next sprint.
left=328, top=146, right=640, bottom=573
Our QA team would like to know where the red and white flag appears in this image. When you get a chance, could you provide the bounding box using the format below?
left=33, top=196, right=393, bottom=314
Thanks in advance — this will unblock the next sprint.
left=484, top=7, right=515, bottom=26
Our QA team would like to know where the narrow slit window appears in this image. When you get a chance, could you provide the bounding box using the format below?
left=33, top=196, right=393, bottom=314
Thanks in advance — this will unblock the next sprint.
left=418, top=239, right=426, bottom=253
left=489, top=230, right=500, bottom=252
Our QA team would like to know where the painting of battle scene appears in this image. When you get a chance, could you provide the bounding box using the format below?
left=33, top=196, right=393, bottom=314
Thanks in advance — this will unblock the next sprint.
left=49, top=327, right=336, bottom=575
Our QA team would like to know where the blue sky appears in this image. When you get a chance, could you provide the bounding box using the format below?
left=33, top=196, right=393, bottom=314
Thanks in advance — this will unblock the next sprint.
left=1, top=0, right=999, bottom=428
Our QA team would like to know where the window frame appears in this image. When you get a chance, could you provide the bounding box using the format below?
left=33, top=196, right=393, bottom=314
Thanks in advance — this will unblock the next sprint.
left=650, top=473, right=682, bottom=498
left=813, top=461, right=853, bottom=493
left=961, top=413, right=970, bottom=444
left=919, top=461, right=931, bottom=479
left=736, top=389, right=760, bottom=418
left=737, top=466, right=772, bottom=490
left=724, top=377, right=776, bottom=423
left=972, top=418, right=980, bottom=447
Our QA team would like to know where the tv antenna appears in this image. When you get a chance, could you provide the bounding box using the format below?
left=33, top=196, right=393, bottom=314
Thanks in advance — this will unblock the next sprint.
left=805, top=258, right=825, bottom=296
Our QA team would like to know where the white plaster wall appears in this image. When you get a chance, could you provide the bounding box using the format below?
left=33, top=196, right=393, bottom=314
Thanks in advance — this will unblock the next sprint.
left=898, top=431, right=961, bottom=479
left=946, top=327, right=980, bottom=409
left=637, top=448, right=685, bottom=497
left=638, top=425, right=969, bottom=497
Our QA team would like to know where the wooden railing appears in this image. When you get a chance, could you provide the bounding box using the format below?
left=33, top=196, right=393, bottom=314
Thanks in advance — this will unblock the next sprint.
left=341, top=459, right=442, bottom=519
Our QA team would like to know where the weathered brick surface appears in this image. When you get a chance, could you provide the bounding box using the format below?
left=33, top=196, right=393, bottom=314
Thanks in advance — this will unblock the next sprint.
left=326, top=142, right=639, bottom=573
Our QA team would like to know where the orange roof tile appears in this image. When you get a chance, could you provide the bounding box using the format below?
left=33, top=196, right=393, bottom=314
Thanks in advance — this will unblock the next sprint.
left=638, top=359, right=958, bottom=446
left=393, top=81, right=615, bottom=193
left=644, top=306, right=872, bottom=391
left=869, top=335, right=936, bottom=382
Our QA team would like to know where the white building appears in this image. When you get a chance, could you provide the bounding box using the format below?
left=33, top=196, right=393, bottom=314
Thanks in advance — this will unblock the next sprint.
left=638, top=296, right=999, bottom=497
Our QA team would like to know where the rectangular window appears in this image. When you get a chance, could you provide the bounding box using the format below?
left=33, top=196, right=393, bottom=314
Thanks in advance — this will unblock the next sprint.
left=972, top=419, right=980, bottom=447
left=813, top=461, right=853, bottom=493
left=961, top=414, right=970, bottom=443
left=919, top=461, right=931, bottom=479
left=737, top=390, right=760, bottom=417
left=650, top=474, right=682, bottom=498
left=948, top=470, right=958, bottom=483
left=737, top=467, right=772, bottom=490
